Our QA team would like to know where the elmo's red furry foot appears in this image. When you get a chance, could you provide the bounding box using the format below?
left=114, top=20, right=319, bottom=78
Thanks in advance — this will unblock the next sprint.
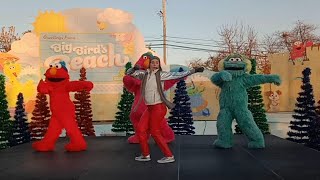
left=128, top=135, right=139, bottom=144
left=64, top=142, right=87, bottom=152
left=32, top=141, right=55, bottom=152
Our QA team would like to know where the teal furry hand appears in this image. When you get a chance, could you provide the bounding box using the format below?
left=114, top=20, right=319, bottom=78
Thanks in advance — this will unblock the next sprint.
left=270, top=75, right=281, bottom=86
left=219, top=71, right=232, bottom=81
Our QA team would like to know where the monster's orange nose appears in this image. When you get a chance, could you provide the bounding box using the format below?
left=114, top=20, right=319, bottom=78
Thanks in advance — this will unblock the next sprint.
left=143, top=59, right=150, bottom=69
left=50, top=68, right=57, bottom=75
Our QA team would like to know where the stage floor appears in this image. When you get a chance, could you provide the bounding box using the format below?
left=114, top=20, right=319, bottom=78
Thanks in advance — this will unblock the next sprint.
left=0, top=135, right=319, bottom=180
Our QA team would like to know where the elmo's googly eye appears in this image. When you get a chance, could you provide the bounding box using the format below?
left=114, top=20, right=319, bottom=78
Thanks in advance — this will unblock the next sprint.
left=55, top=64, right=62, bottom=69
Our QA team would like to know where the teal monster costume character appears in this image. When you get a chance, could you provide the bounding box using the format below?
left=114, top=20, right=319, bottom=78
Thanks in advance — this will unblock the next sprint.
left=32, top=61, right=94, bottom=152
left=210, top=53, right=281, bottom=149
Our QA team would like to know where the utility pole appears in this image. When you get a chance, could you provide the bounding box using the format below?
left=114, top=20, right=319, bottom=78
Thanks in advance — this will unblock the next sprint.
left=162, top=0, right=167, bottom=64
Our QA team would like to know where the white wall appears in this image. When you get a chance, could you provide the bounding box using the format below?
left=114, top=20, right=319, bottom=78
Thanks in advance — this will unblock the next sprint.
left=68, top=112, right=292, bottom=139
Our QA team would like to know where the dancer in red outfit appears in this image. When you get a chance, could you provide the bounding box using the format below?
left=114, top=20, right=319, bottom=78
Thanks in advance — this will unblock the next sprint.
left=123, top=52, right=176, bottom=144
left=126, top=56, right=204, bottom=163
left=32, top=61, right=93, bottom=152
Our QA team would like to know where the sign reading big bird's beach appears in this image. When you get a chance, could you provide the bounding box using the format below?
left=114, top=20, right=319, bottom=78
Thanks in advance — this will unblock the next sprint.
left=1, top=8, right=148, bottom=121
left=40, top=33, right=130, bottom=94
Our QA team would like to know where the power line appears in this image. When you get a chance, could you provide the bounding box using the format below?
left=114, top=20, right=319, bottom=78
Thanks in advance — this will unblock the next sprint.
left=146, top=40, right=289, bottom=53
left=148, top=43, right=272, bottom=53
left=165, top=35, right=216, bottom=42
left=148, top=44, right=226, bottom=53
left=146, top=39, right=220, bottom=48
left=150, top=46, right=268, bottom=58
left=146, top=35, right=298, bottom=47
left=152, top=46, right=220, bottom=52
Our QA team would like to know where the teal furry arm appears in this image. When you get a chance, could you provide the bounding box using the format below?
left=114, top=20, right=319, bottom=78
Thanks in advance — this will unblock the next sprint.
left=201, top=69, right=217, bottom=79
left=243, top=74, right=281, bottom=88
left=210, top=71, right=232, bottom=87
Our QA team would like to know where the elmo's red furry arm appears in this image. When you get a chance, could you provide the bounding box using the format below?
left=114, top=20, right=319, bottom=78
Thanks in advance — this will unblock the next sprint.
left=37, top=80, right=52, bottom=94
left=67, top=81, right=94, bottom=92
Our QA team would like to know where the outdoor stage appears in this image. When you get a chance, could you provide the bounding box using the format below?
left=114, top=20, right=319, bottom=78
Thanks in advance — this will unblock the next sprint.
left=0, top=135, right=319, bottom=180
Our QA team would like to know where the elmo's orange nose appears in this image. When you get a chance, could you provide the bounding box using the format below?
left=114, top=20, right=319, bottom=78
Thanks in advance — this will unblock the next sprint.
left=50, top=68, right=57, bottom=75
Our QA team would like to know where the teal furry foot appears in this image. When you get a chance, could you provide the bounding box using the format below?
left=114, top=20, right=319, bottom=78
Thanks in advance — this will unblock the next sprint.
left=213, top=139, right=233, bottom=149
left=248, top=141, right=265, bottom=149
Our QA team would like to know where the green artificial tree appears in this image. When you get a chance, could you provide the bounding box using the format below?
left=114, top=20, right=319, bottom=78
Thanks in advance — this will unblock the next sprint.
left=112, top=62, right=134, bottom=135
left=0, top=74, right=12, bottom=149
left=287, top=67, right=317, bottom=144
left=9, top=93, right=30, bottom=146
left=168, top=67, right=195, bottom=135
left=235, top=59, right=269, bottom=134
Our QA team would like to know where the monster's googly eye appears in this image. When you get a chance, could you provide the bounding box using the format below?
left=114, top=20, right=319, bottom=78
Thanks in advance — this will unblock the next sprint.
left=49, top=64, right=53, bottom=68
left=229, top=58, right=236, bottom=62
left=10, top=66, right=15, bottom=69
left=235, top=58, right=242, bottom=61
left=143, top=56, right=148, bottom=60
left=55, top=64, right=62, bottom=69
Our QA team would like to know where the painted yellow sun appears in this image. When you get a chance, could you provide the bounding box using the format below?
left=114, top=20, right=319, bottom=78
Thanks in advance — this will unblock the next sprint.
left=97, top=21, right=108, bottom=30
left=33, top=11, right=68, bottom=36
left=123, top=42, right=135, bottom=58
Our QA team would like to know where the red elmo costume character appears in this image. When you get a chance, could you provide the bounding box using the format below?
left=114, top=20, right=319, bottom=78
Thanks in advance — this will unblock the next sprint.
left=32, top=61, right=93, bottom=152
left=123, top=52, right=175, bottom=144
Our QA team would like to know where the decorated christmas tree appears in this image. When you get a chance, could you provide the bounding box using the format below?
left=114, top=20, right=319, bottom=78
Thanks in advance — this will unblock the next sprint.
left=0, top=74, right=11, bottom=149
left=235, top=59, right=269, bottom=134
left=306, top=98, right=320, bottom=150
left=74, top=67, right=95, bottom=136
left=9, top=93, right=30, bottom=146
left=168, top=67, right=195, bottom=135
left=29, top=93, right=50, bottom=141
left=112, top=62, right=134, bottom=134
left=287, top=67, right=317, bottom=144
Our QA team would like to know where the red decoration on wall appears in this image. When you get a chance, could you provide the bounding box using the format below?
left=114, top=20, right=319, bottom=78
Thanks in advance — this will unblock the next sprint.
left=289, top=41, right=313, bottom=65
